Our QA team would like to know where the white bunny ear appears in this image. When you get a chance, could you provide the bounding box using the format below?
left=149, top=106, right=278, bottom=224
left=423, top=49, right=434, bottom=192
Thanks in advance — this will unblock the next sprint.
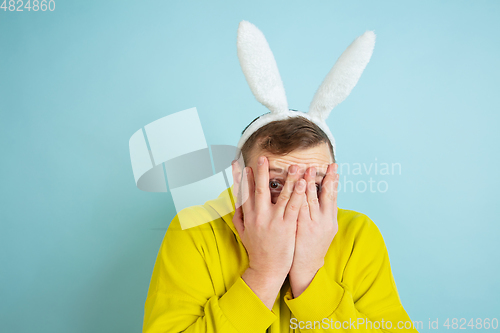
left=308, top=30, right=376, bottom=121
left=237, top=20, right=289, bottom=114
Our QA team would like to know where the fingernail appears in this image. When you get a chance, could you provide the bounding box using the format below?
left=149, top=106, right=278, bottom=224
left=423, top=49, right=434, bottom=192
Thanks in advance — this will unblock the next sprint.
left=258, top=156, right=264, bottom=166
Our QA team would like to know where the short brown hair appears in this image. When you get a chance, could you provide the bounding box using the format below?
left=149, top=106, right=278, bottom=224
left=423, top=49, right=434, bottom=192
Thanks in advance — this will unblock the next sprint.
left=238, top=114, right=335, bottom=167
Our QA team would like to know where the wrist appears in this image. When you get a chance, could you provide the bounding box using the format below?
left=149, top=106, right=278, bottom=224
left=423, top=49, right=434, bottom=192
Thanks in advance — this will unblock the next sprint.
left=244, top=266, right=288, bottom=286
left=247, top=260, right=291, bottom=280
left=242, top=267, right=287, bottom=310
left=289, top=263, right=323, bottom=298
left=290, top=259, right=324, bottom=277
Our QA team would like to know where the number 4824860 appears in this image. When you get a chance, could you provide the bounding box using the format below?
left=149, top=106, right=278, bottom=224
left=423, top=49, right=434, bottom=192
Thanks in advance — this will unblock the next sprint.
left=1, top=0, right=55, bottom=11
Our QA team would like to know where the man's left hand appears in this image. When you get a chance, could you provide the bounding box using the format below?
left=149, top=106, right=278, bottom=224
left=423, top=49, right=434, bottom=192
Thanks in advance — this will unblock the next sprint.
left=288, top=163, right=339, bottom=298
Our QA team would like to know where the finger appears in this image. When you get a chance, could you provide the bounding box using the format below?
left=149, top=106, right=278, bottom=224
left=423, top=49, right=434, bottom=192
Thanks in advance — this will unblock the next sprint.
left=334, top=170, right=339, bottom=209
left=231, top=160, right=243, bottom=209
left=319, top=163, right=338, bottom=217
left=298, top=191, right=311, bottom=224
left=232, top=205, right=245, bottom=237
left=254, top=155, right=272, bottom=213
left=240, top=166, right=255, bottom=222
left=305, top=166, right=320, bottom=222
left=274, top=164, right=301, bottom=218
left=283, top=178, right=307, bottom=223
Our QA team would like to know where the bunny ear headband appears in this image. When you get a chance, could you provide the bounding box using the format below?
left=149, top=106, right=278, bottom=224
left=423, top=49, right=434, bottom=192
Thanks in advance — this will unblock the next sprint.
left=235, top=20, right=376, bottom=158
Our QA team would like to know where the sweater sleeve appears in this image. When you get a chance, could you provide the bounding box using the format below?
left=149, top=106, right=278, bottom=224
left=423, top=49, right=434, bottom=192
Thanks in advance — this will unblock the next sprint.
left=283, top=216, right=419, bottom=332
left=142, top=211, right=276, bottom=333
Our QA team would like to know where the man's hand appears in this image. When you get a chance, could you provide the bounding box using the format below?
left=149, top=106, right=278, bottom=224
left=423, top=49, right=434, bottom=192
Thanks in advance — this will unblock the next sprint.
left=289, top=163, right=339, bottom=298
left=231, top=156, right=306, bottom=309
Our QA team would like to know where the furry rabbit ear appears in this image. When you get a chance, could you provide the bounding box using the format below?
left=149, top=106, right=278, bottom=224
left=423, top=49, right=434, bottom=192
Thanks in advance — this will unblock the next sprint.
left=308, top=30, right=376, bottom=121
left=237, top=20, right=289, bottom=114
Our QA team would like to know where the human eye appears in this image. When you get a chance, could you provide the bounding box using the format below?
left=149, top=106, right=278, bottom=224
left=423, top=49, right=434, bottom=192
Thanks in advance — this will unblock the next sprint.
left=269, top=179, right=321, bottom=193
left=269, top=179, right=283, bottom=192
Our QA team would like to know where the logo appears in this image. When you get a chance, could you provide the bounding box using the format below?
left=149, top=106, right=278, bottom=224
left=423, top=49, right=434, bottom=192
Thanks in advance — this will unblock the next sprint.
left=129, top=107, right=239, bottom=230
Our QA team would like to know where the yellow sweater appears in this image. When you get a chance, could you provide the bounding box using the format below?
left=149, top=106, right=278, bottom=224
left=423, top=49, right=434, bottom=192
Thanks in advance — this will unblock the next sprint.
left=143, top=185, right=419, bottom=332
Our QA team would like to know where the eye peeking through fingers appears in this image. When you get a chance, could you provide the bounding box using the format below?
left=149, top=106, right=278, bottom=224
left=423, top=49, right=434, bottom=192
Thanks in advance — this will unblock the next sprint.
left=269, top=180, right=321, bottom=193
left=269, top=180, right=283, bottom=192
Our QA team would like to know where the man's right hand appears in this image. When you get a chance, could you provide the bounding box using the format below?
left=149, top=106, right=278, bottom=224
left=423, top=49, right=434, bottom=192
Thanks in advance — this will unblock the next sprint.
left=231, top=155, right=306, bottom=309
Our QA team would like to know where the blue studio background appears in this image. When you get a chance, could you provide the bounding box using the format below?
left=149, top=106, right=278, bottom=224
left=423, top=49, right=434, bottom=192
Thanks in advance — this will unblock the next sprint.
left=1, top=1, right=499, bottom=332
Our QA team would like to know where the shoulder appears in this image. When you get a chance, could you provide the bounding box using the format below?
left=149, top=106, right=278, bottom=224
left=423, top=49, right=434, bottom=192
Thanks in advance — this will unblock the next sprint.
left=337, top=207, right=385, bottom=244
left=164, top=196, right=234, bottom=249
left=168, top=185, right=234, bottom=231
left=162, top=206, right=216, bottom=251
left=337, top=207, right=377, bottom=229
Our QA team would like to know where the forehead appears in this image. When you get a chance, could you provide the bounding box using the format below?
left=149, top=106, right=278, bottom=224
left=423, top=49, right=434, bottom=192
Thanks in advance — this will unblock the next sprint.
left=259, top=144, right=332, bottom=175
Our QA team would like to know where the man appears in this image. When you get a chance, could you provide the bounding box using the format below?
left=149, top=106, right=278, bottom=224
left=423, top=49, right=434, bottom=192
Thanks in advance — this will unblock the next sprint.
left=142, top=116, right=419, bottom=332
